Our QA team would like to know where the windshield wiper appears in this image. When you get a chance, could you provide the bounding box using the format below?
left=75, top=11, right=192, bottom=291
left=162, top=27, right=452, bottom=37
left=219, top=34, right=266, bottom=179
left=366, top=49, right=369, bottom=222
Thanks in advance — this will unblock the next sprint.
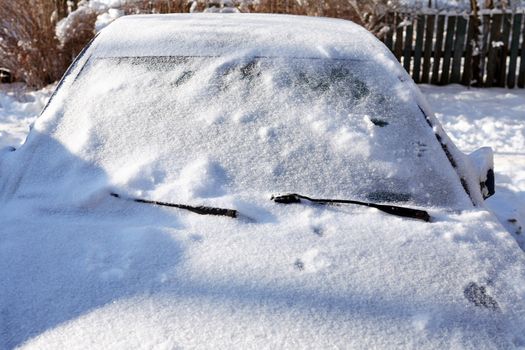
left=110, top=192, right=238, bottom=218
left=271, top=193, right=431, bottom=222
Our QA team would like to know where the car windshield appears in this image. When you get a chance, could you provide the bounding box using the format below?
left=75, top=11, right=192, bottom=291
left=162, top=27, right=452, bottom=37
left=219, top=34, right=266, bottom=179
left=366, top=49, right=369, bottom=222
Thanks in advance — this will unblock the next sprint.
left=61, top=56, right=470, bottom=208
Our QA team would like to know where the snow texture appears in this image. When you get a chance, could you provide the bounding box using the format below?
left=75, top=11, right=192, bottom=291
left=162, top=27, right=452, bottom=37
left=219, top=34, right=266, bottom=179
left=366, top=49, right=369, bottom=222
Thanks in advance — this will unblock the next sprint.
left=0, top=14, right=524, bottom=349
left=92, top=14, right=405, bottom=60
left=0, top=84, right=53, bottom=150
left=55, top=5, right=96, bottom=47
left=56, top=0, right=126, bottom=39
left=421, top=84, right=525, bottom=250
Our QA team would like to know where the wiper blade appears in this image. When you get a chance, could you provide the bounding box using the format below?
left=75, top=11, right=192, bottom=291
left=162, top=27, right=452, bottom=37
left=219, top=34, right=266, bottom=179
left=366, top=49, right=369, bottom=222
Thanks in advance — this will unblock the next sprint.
left=271, top=193, right=431, bottom=222
left=110, top=192, right=238, bottom=218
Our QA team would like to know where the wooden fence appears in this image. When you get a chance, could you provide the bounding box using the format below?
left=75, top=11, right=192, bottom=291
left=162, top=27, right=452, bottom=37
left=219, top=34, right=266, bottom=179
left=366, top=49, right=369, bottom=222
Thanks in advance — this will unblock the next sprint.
left=382, top=11, right=525, bottom=88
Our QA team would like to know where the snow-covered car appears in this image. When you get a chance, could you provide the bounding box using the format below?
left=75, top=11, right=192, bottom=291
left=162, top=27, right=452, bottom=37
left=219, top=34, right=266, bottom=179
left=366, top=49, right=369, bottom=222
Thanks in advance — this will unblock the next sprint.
left=1, top=14, right=524, bottom=349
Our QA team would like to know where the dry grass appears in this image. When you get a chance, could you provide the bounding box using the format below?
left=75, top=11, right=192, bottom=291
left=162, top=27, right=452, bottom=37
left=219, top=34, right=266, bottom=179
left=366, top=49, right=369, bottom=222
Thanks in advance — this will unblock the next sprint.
left=243, top=0, right=398, bottom=34
left=0, top=0, right=69, bottom=88
left=120, top=0, right=399, bottom=36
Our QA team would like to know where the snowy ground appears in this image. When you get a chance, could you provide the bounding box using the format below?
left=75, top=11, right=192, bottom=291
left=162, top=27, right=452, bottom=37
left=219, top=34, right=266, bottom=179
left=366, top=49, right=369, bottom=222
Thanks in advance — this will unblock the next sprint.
left=0, top=84, right=54, bottom=149
left=0, top=83, right=523, bottom=241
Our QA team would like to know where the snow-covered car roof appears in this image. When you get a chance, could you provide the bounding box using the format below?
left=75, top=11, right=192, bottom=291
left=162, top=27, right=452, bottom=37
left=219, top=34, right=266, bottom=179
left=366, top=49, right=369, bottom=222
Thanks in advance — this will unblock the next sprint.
left=92, top=13, right=397, bottom=60
left=1, top=14, right=524, bottom=349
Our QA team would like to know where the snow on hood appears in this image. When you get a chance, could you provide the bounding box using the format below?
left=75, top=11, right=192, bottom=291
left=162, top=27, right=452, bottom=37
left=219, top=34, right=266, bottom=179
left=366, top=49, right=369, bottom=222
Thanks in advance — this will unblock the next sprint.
left=0, top=14, right=524, bottom=349
left=2, top=200, right=525, bottom=349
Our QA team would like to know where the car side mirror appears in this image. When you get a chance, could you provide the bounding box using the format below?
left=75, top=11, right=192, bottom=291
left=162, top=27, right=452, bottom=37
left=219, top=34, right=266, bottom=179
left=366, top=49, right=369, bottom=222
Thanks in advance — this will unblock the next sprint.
left=468, top=147, right=495, bottom=200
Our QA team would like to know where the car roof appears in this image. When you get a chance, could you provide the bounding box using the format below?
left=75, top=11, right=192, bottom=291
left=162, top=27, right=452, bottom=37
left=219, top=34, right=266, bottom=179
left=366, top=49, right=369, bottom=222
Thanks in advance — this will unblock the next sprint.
left=92, top=13, right=393, bottom=60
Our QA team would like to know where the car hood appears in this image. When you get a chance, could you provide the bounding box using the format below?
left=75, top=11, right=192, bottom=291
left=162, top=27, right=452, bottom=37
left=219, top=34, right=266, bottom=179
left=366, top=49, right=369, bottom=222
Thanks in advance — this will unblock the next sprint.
left=1, top=198, right=525, bottom=349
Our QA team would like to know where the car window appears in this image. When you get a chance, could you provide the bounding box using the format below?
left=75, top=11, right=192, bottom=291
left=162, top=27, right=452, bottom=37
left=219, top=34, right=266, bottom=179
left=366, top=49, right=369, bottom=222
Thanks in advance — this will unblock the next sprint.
left=58, top=56, right=471, bottom=208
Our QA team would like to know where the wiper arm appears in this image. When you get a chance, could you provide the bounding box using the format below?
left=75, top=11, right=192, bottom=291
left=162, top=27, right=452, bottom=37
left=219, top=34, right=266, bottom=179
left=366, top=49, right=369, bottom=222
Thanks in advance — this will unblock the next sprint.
left=271, top=193, right=431, bottom=222
left=110, top=192, right=238, bottom=218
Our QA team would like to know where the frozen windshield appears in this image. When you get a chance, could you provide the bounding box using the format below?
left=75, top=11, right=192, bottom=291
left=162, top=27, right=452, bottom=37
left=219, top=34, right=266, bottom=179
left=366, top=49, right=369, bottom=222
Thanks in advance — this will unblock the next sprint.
left=58, top=56, right=470, bottom=208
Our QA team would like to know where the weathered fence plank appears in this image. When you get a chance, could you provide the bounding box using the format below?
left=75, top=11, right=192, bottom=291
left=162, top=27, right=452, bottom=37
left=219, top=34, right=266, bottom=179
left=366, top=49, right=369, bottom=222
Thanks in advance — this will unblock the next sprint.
left=421, top=14, right=435, bottom=84
left=518, top=14, right=525, bottom=88
left=497, top=14, right=512, bottom=87
left=385, top=17, right=394, bottom=51
left=477, top=14, right=491, bottom=86
left=403, top=18, right=414, bottom=73
left=440, top=15, right=457, bottom=84
left=451, top=15, right=468, bottom=83
left=507, top=13, right=522, bottom=88
left=394, top=14, right=404, bottom=61
left=413, top=15, right=425, bottom=83
left=431, top=15, right=446, bottom=84
left=462, top=15, right=476, bottom=85
left=485, top=14, right=503, bottom=87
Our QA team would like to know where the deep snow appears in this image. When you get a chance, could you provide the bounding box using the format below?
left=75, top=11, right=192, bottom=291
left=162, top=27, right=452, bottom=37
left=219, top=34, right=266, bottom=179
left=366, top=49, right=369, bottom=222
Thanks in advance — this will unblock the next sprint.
left=0, top=14, right=524, bottom=349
